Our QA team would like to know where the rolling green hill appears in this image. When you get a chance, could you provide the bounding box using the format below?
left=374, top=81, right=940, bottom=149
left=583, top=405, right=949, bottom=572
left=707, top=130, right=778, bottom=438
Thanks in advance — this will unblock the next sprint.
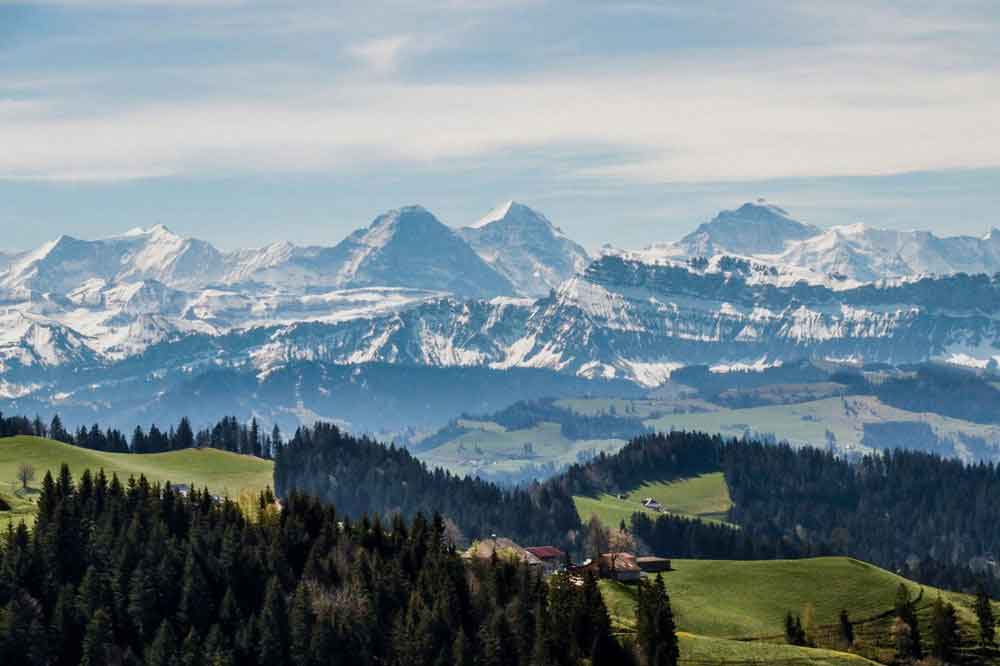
left=0, top=436, right=274, bottom=528
left=677, top=633, right=880, bottom=665
left=601, top=557, right=1000, bottom=664
left=574, top=472, right=733, bottom=527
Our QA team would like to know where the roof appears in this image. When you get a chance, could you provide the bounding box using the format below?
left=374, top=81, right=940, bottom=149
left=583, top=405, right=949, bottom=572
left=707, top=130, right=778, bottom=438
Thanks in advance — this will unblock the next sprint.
left=636, top=556, right=671, bottom=564
left=600, top=552, right=641, bottom=572
left=526, top=546, right=565, bottom=560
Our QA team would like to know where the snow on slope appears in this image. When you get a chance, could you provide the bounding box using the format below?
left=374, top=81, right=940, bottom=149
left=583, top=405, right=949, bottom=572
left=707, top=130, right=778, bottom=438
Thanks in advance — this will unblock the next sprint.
left=321, top=205, right=516, bottom=298
left=459, top=201, right=592, bottom=297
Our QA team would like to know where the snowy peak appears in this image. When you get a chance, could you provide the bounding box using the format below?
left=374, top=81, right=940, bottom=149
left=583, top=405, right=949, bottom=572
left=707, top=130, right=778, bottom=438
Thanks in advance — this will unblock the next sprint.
left=471, top=200, right=518, bottom=229
left=325, top=205, right=516, bottom=299
left=460, top=201, right=591, bottom=297
left=678, top=200, right=820, bottom=257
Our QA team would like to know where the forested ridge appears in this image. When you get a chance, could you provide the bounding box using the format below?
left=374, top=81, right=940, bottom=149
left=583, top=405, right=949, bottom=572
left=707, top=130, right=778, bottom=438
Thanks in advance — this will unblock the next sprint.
left=559, top=432, right=1000, bottom=595
left=6, top=410, right=1000, bottom=598
left=274, top=423, right=581, bottom=550
left=0, top=465, right=663, bottom=665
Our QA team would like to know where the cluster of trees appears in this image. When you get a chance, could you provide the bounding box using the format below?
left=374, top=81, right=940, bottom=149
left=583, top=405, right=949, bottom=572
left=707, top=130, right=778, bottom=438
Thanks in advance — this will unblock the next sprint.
left=0, top=411, right=281, bottom=459
left=0, top=465, right=674, bottom=665
left=556, top=431, right=1000, bottom=595
left=275, top=422, right=582, bottom=550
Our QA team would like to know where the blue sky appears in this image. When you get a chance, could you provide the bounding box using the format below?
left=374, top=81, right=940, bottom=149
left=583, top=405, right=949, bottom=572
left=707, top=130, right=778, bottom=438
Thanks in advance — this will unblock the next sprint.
left=2, top=0, right=999, bottom=252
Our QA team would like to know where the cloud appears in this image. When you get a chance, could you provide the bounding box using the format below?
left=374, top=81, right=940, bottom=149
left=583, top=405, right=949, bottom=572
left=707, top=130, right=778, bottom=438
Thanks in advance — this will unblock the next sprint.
left=348, top=35, right=413, bottom=74
left=3, top=53, right=999, bottom=184
left=2, top=1, right=999, bottom=184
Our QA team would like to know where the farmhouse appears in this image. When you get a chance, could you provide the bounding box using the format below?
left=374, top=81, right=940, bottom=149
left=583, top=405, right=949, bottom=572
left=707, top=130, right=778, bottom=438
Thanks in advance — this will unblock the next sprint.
left=641, top=497, right=662, bottom=511
left=596, top=552, right=642, bottom=582
left=525, top=546, right=566, bottom=575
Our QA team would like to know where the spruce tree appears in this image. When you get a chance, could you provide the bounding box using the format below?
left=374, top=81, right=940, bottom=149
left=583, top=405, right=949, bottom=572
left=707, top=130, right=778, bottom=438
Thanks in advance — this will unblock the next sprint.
left=146, top=620, right=177, bottom=666
left=930, top=595, right=960, bottom=662
left=976, top=585, right=996, bottom=646
left=838, top=609, right=854, bottom=647
left=288, top=581, right=313, bottom=666
left=79, top=609, right=114, bottom=666
left=257, top=576, right=289, bottom=665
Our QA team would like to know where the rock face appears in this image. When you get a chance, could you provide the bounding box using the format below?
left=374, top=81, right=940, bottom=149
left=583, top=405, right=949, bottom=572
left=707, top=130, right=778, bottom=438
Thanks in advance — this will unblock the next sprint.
left=459, top=201, right=591, bottom=297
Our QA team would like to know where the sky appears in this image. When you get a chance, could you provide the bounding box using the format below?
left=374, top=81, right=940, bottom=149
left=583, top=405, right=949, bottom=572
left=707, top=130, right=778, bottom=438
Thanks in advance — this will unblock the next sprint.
left=1, top=0, right=999, bottom=252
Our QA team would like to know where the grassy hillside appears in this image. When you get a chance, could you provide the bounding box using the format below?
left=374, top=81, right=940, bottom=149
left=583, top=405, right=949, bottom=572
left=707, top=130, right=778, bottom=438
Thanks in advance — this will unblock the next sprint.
left=416, top=420, right=627, bottom=480
left=0, top=436, right=274, bottom=528
left=602, top=558, right=921, bottom=637
left=678, top=633, right=880, bottom=665
left=574, top=472, right=733, bottom=527
left=601, top=557, right=1000, bottom=664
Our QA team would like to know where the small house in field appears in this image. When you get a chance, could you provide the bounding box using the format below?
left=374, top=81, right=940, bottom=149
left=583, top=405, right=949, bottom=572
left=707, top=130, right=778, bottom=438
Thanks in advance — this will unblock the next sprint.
left=641, top=497, right=662, bottom=511
left=636, top=556, right=672, bottom=573
left=462, top=537, right=543, bottom=569
left=597, top=552, right=642, bottom=582
left=525, top=546, right=566, bottom=575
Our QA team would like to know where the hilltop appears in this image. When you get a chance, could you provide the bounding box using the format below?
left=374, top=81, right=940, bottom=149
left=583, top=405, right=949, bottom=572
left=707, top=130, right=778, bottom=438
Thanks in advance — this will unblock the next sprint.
left=0, top=435, right=273, bottom=528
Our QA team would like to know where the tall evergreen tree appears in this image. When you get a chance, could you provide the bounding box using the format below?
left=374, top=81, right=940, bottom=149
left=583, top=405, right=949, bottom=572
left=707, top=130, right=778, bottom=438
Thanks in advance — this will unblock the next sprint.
left=930, top=595, right=960, bottom=662
left=79, top=609, right=114, bottom=666
left=976, top=586, right=996, bottom=646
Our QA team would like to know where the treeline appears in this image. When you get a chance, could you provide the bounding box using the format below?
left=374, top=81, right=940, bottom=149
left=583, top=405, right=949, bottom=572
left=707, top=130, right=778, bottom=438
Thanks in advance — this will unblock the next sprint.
left=0, top=466, right=660, bottom=665
left=723, top=439, right=1000, bottom=594
left=558, top=430, right=1000, bottom=595
left=463, top=398, right=651, bottom=442
left=0, top=412, right=281, bottom=459
left=274, top=423, right=581, bottom=550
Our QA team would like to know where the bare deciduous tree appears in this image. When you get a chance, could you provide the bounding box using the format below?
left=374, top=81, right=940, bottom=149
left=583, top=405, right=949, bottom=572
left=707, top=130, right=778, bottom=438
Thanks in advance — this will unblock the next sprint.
left=17, top=463, right=35, bottom=490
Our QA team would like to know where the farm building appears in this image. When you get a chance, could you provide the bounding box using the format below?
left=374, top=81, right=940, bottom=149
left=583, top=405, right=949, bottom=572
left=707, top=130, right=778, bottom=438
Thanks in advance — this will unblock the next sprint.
left=596, top=552, right=642, bottom=582
left=636, top=556, right=672, bottom=573
left=525, top=546, right=566, bottom=575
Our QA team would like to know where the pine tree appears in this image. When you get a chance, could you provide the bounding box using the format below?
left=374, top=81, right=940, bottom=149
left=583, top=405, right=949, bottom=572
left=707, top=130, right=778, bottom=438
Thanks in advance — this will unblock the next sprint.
left=930, top=595, right=960, bottom=662
left=180, top=628, right=201, bottom=666
left=146, top=620, right=177, bottom=666
left=289, top=581, right=313, bottom=666
left=894, top=583, right=922, bottom=659
left=976, top=585, right=996, bottom=646
left=838, top=609, right=854, bottom=647
left=636, top=574, right=679, bottom=666
left=79, top=609, right=114, bottom=666
left=128, top=563, right=160, bottom=645
left=257, top=576, right=289, bottom=665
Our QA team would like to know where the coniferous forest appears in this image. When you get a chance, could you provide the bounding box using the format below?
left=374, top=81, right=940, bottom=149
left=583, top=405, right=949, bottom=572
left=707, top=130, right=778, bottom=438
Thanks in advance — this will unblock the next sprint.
left=0, top=465, right=655, bottom=665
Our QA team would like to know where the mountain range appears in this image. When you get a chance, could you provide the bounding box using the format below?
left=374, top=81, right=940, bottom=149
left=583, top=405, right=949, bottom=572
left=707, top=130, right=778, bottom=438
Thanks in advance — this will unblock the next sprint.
left=3, top=198, right=1000, bottom=432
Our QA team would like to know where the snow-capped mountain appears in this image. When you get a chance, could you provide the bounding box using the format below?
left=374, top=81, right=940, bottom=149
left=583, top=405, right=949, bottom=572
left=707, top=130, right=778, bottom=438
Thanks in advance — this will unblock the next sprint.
left=773, top=225, right=1000, bottom=282
left=316, top=205, right=515, bottom=298
left=459, top=201, right=591, bottom=297
left=673, top=199, right=820, bottom=257
left=646, top=199, right=1000, bottom=284
left=7, top=197, right=1000, bottom=432
left=0, top=225, right=226, bottom=295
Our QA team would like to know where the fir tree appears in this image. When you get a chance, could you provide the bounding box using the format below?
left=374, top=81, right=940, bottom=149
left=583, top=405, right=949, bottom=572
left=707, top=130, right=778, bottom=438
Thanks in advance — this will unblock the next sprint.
left=79, top=608, right=114, bottom=666
left=146, top=620, right=177, bottom=666
left=930, top=595, right=960, bottom=662
left=976, top=585, right=996, bottom=646
left=288, top=581, right=313, bottom=666
left=257, top=576, right=289, bottom=665
left=838, top=609, right=854, bottom=647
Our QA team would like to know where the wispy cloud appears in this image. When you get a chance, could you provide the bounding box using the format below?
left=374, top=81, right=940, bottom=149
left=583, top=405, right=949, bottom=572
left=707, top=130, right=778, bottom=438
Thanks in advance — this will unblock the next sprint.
left=348, top=35, right=413, bottom=75
left=1, top=0, right=998, bottom=186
